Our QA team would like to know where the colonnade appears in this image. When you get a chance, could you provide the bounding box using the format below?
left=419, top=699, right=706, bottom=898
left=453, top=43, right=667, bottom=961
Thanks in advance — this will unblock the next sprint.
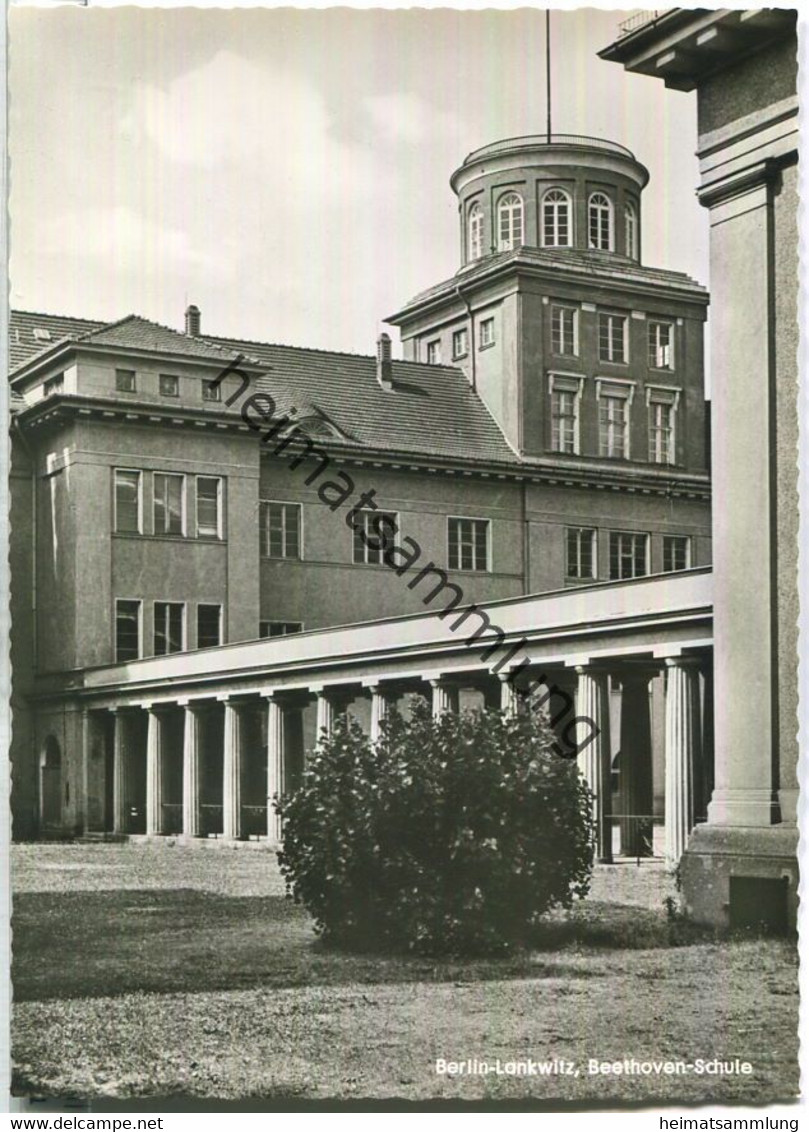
left=85, top=652, right=709, bottom=867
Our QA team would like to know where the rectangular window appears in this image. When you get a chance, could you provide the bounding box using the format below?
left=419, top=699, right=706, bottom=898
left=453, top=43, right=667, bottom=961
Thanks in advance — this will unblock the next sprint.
left=479, top=318, right=495, bottom=348
left=260, top=502, right=301, bottom=559
left=202, top=378, right=221, bottom=402
left=259, top=621, right=303, bottom=638
left=114, top=469, right=141, bottom=534
left=551, top=306, right=578, bottom=355
left=566, top=528, right=596, bottom=579
left=153, top=473, right=185, bottom=536
left=598, top=384, right=633, bottom=459
left=452, top=327, right=469, bottom=359
left=353, top=510, right=398, bottom=565
left=550, top=376, right=581, bottom=455
left=154, top=601, right=185, bottom=655
left=649, top=400, right=675, bottom=464
left=115, top=599, right=141, bottom=662
left=598, top=313, right=628, bottom=363
left=43, top=374, right=64, bottom=396
left=159, top=373, right=180, bottom=397
left=448, top=517, right=490, bottom=572
left=426, top=339, right=442, bottom=365
left=116, top=369, right=136, bottom=393
left=663, top=535, right=691, bottom=573
left=609, top=531, right=649, bottom=580
left=196, top=604, right=222, bottom=648
left=196, top=476, right=222, bottom=539
left=648, top=321, right=674, bottom=370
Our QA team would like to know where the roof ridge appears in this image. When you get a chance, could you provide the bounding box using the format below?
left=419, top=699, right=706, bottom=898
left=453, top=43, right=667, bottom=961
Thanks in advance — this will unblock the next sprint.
left=11, top=308, right=108, bottom=325
left=207, top=332, right=466, bottom=375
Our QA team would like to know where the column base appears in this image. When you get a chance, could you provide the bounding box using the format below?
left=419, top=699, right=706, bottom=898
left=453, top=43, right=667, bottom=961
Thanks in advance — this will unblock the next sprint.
left=679, top=822, right=798, bottom=932
left=706, top=788, right=781, bottom=826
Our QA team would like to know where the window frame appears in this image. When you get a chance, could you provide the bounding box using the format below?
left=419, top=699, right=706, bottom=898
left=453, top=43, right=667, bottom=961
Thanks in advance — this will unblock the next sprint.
left=195, top=475, right=223, bottom=540
left=468, top=202, right=483, bottom=262
left=115, top=368, right=137, bottom=393
left=259, top=620, right=304, bottom=638
left=597, top=378, right=636, bottom=460
left=447, top=515, right=491, bottom=574
left=646, top=385, right=681, bottom=466
left=588, top=191, right=614, bottom=251
left=497, top=191, right=524, bottom=252
left=152, top=472, right=187, bottom=537
left=115, top=598, right=142, bottom=663
left=648, top=320, right=675, bottom=371
left=159, top=373, right=180, bottom=398
left=426, top=339, right=442, bottom=365
left=550, top=304, right=579, bottom=356
left=196, top=603, right=223, bottom=649
left=113, top=468, right=142, bottom=535
left=541, top=187, right=572, bottom=248
left=452, top=326, right=469, bottom=360
left=662, top=535, right=692, bottom=573
left=43, top=373, right=64, bottom=397
left=202, top=377, right=222, bottom=402
left=597, top=311, right=629, bottom=364
left=479, top=317, right=495, bottom=349
left=260, top=500, right=303, bottom=560
left=153, top=600, right=186, bottom=656
left=608, top=530, right=650, bottom=580
left=565, top=527, right=597, bottom=581
left=624, top=201, right=638, bottom=259
left=352, top=509, right=400, bottom=566
left=548, top=372, right=584, bottom=455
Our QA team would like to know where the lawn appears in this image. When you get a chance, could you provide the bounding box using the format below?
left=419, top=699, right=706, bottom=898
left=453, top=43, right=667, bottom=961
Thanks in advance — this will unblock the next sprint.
left=11, top=843, right=799, bottom=1105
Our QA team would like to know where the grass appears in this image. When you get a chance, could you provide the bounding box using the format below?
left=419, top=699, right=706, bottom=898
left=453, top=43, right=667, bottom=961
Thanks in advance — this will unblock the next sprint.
left=11, top=843, right=799, bottom=1105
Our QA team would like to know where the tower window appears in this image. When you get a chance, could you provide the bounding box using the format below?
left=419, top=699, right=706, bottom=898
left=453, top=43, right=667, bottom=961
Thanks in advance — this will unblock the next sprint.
left=597, top=381, right=634, bottom=459
left=542, top=188, right=571, bottom=247
left=479, top=318, right=495, bottom=348
left=196, top=476, right=222, bottom=539
left=448, top=517, right=490, bottom=572
left=589, top=192, right=613, bottom=251
left=598, top=312, right=628, bottom=363
left=468, top=203, right=483, bottom=262
left=426, top=339, right=442, bottom=365
left=497, top=192, right=523, bottom=251
left=551, top=305, right=578, bottom=355
left=197, top=603, right=222, bottom=648
left=647, top=387, right=680, bottom=465
left=609, top=531, right=649, bottom=579
left=549, top=374, right=582, bottom=455
left=566, top=528, right=597, bottom=580
left=115, top=599, right=141, bottom=662
left=153, top=473, right=185, bottom=536
left=625, top=202, right=638, bottom=258
left=154, top=601, right=185, bottom=655
left=452, top=327, right=469, bottom=359
left=114, top=469, right=141, bottom=534
left=648, top=321, right=674, bottom=369
left=663, top=535, right=691, bottom=573
left=260, top=501, right=301, bottom=559
left=353, top=510, right=399, bottom=566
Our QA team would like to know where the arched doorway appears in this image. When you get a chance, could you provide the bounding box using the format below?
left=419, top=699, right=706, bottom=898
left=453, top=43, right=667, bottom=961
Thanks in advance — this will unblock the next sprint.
left=40, top=736, right=62, bottom=830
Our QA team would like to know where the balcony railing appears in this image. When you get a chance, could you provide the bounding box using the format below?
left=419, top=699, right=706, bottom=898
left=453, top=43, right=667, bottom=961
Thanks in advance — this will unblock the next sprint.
left=617, top=10, right=662, bottom=38
left=463, top=133, right=636, bottom=164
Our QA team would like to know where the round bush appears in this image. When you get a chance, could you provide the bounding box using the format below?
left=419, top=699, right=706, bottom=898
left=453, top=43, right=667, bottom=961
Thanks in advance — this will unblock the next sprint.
left=276, top=698, right=595, bottom=955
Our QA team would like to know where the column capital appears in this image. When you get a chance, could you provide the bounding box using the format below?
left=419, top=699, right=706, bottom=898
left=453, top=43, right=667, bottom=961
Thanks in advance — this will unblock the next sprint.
left=662, top=655, right=704, bottom=671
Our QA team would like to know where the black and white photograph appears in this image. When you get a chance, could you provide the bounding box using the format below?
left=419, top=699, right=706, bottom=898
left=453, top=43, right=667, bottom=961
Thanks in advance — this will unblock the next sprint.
left=3, top=2, right=802, bottom=1114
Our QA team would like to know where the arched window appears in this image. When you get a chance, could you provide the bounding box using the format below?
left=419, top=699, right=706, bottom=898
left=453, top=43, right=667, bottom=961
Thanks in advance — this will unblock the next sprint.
left=497, top=192, right=523, bottom=251
left=589, top=192, right=613, bottom=251
left=468, top=203, right=483, bottom=262
left=624, top=201, right=638, bottom=258
left=542, top=188, right=571, bottom=247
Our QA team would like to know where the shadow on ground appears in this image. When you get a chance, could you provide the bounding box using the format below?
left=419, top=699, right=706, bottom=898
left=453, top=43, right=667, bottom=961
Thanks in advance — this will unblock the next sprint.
left=12, top=887, right=718, bottom=1003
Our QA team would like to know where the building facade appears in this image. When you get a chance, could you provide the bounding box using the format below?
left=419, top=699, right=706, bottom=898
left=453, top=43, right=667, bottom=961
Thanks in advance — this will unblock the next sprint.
left=9, top=135, right=712, bottom=846
left=602, top=6, right=799, bottom=929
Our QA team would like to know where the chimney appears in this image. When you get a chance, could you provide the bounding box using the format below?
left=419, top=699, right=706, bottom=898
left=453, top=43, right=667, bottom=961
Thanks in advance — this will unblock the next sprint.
left=376, top=332, right=393, bottom=391
left=185, top=304, right=201, bottom=337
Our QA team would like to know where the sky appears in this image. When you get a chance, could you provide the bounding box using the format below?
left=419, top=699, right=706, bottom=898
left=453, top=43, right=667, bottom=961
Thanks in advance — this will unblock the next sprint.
left=9, top=6, right=708, bottom=357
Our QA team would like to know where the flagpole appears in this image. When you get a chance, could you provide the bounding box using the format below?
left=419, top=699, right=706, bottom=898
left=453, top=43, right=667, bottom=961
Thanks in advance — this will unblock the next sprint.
left=546, top=10, right=552, bottom=142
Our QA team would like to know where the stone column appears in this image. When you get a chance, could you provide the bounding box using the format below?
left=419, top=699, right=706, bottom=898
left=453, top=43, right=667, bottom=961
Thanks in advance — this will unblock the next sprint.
left=80, top=708, right=91, bottom=836
left=315, top=691, right=335, bottom=742
left=111, top=709, right=129, bottom=835
left=222, top=699, right=242, bottom=841
left=498, top=672, right=520, bottom=718
left=145, top=706, right=165, bottom=837
left=430, top=678, right=458, bottom=718
left=266, top=693, right=285, bottom=845
left=574, top=665, right=612, bottom=863
left=368, top=685, right=393, bottom=744
left=617, top=670, right=655, bottom=857
left=181, top=701, right=201, bottom=838
left=664, top=658, right=702, bottom=869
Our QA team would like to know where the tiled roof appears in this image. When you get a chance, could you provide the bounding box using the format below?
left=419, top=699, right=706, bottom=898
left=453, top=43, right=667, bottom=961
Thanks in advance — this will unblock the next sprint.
left=208, top=334, right=518, bottom=464
left=392, top=246, right=709, bottom=316
left=9, top=310, right=105, bottom=369
left=9, top=310, right=518, bottom=466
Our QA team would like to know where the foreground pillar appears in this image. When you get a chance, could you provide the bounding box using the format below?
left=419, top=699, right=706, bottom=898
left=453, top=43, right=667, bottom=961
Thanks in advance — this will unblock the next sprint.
left=498, top=672, right=520, bottom=718
left=265, top=693, right=285, bottom=845
left=222, top=699, right=242, bottom=841
left=314, top=690, right=335, bottom=742
left=368, top=684, right=393, bottom=744
left=574, top=665, right=613, bottom=863
left=111, top=709, right=129, bottom=835
left=664, top=658, right=702, bottom=869
left=145, top=706, right=165, bottom=837
left=430, top=677, right=458, bottom=718
left=181, top=701, right=202, bottom=838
